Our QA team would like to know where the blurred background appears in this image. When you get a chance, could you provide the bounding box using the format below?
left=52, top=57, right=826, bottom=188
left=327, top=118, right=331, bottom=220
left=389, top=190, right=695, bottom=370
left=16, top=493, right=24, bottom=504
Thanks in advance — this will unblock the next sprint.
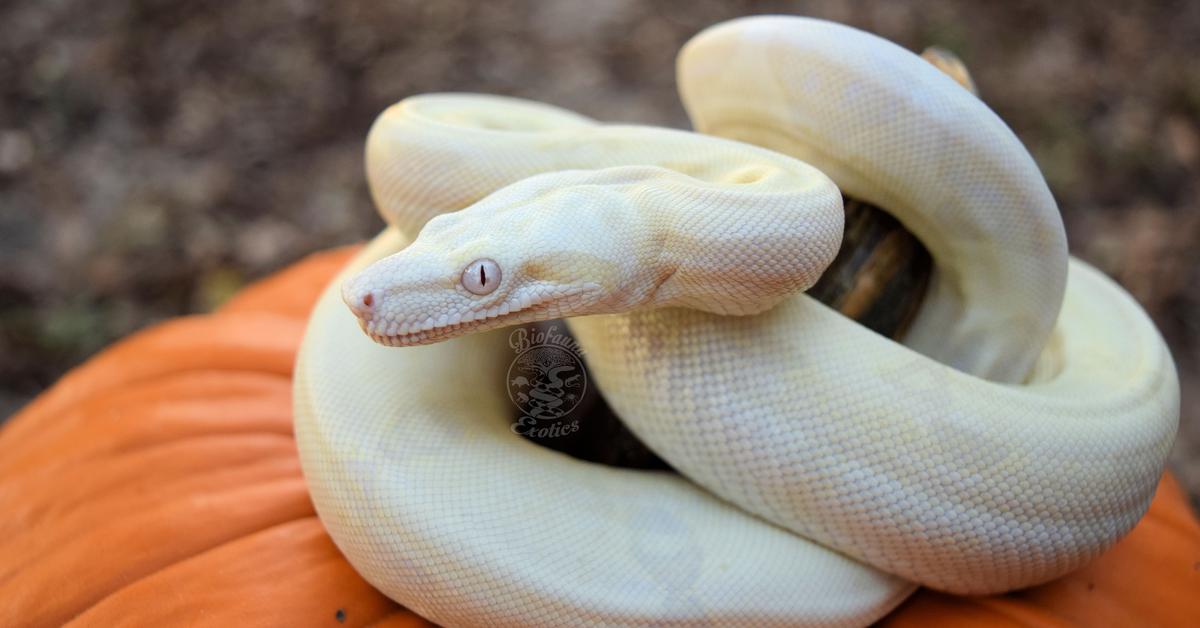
left=1, top=0, right=1197, bottom=499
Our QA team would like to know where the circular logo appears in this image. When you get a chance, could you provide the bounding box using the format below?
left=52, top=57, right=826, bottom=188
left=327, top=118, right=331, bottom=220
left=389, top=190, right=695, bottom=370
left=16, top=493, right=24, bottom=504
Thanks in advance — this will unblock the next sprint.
left=506, top=344, right=587, bottom=420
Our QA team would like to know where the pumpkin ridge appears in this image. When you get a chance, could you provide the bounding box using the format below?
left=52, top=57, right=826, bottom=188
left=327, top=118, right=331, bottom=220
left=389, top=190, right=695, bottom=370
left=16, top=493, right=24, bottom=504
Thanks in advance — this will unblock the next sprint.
left=0, top=477, right=314, bottom=627
left=0, top=439, right=304, bottom=567
left=0, top=311, right=304, bottom=447
left=0, top=374, right=294, bottom=478
left=67, top=516, right=407, bottom=628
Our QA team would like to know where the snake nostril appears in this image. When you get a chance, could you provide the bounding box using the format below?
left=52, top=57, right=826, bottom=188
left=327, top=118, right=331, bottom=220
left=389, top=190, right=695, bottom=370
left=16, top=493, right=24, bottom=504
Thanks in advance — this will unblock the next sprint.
left=345, top=284, right=376, bottom=321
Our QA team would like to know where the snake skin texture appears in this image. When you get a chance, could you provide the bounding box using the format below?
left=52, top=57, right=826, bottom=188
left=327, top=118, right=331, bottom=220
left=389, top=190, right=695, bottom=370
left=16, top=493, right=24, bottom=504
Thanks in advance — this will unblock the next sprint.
left=293, top=16, right=1180, bottom=627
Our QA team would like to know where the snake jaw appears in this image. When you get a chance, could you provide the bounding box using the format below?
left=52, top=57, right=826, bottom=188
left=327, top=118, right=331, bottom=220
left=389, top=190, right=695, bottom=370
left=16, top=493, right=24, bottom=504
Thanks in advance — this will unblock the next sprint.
left=353, top=281, right=604, bottom=347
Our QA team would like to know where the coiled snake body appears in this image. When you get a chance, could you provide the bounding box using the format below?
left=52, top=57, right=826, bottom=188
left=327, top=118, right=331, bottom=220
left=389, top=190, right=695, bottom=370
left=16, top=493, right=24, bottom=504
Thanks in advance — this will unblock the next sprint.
left=294, top=16, right=1179, bottom=626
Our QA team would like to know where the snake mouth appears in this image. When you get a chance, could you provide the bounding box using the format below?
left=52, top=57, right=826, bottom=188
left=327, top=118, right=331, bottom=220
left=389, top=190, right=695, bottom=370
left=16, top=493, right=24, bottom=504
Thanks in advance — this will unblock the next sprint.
left=366, top=323, right=479, bottom=347
left=360, top=285, right=602, bottom=347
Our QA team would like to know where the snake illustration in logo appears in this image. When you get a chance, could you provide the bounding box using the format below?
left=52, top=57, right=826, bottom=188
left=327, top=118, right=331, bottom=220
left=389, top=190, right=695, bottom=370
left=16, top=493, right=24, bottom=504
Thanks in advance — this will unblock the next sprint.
left=507, top=344, right=586, bottom=421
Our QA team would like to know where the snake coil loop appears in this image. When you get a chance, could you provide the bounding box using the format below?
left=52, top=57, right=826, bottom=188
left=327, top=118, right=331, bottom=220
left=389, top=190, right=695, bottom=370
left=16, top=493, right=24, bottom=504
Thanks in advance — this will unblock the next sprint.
left=295, top=16, right=1179, bottom=627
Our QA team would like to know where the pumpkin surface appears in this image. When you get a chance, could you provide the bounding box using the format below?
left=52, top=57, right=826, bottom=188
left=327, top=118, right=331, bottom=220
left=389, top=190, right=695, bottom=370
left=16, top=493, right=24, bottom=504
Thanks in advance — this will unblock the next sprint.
left=1, top=247, right=1196, bottom=627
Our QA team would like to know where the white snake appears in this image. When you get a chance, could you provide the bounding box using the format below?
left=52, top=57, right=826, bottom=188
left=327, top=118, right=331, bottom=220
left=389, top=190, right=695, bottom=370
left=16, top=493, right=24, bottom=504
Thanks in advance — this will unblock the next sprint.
left=294, top=16, right=1180, bottom=627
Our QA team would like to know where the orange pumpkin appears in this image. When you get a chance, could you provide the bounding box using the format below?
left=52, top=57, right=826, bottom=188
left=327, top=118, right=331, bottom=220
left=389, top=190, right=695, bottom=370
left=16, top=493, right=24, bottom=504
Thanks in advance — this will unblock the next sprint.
left=1, top=247, right=1196, bottom=627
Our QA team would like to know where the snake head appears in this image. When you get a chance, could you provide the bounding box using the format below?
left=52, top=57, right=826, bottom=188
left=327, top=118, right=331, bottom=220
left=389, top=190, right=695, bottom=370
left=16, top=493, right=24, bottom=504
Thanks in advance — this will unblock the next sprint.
left=342, top=183, right=626, bottom=347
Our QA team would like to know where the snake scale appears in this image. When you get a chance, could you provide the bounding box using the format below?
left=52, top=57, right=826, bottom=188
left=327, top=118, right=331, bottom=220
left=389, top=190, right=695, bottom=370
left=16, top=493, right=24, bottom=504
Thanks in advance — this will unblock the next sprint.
left=293, top=16, right=1180, bottom=627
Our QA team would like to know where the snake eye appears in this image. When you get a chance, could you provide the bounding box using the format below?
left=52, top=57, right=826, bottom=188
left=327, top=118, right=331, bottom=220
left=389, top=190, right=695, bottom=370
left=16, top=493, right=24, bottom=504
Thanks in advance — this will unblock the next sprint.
left=461, top=258, right=501, bottom=295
